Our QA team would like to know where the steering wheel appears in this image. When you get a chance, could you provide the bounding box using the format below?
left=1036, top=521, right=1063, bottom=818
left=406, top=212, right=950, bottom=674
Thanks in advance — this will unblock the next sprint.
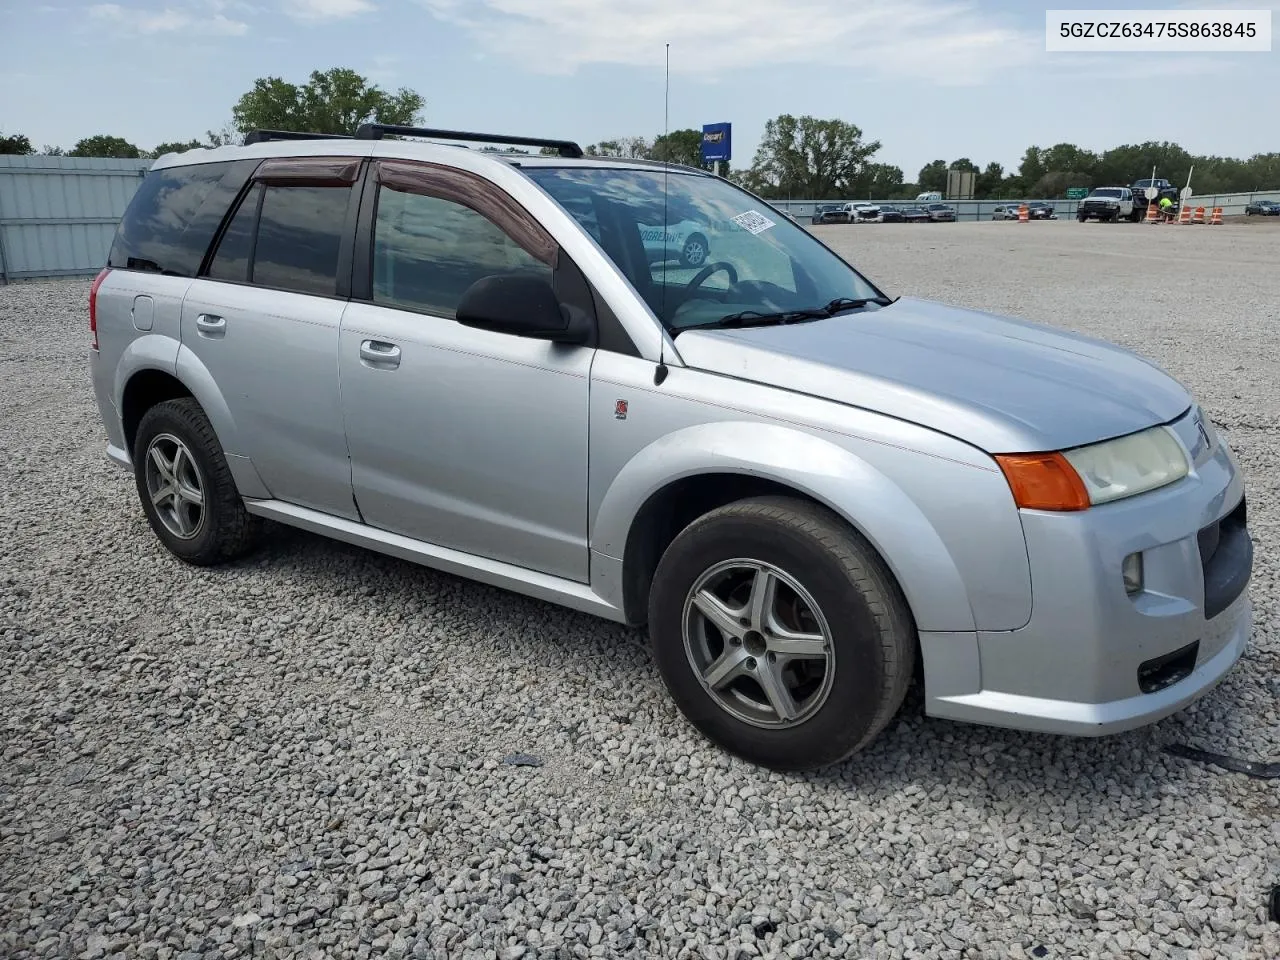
left=684, top=261, right=738, bottom=296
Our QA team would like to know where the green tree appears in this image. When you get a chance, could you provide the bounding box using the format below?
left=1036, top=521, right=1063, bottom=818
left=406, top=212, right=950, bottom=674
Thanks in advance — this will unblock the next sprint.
left=848, top=162, right=903, bottom=198
left=586, top=136, right=650, bottom=159
left=650, top=129, right=705, bottom=168
left=41, top=145, right=65, bottom=156
left=745, top=114, right=882, bottom=199
left=916, top=160, right=947, bottom=193
left=69, top=135, right=142, bottom=158
left=232, top=67, right=425, bottom=136
left=1017, top=147, right=1045, bottom=186
left=948, top=157, right=979, bottom=173
left=151, top=139, right=206, bottom=157
left=0, top=132, right=34, bottom=155
left=975, top=161, right=1004, bottom=198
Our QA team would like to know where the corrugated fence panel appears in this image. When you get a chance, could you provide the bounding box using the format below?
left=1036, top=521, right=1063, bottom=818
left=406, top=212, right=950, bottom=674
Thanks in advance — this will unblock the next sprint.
left=0, top=155, right=151, bottom=283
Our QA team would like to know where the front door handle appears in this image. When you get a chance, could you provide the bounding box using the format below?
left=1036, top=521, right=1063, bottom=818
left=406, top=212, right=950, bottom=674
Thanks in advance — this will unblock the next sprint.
left=359, top=339, right=401, bottom=369
left=195, top=313, right=226, bottom=339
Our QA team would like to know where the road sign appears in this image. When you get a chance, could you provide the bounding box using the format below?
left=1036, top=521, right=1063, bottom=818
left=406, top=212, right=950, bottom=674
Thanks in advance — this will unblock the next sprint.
left=1066, top=187, right=1088, bottom=199
left=1144, top=187, right=1159, bottom=201
left=1180, top=186, right=1193, bottom=201
left=700, top=123, right=731, bottom=164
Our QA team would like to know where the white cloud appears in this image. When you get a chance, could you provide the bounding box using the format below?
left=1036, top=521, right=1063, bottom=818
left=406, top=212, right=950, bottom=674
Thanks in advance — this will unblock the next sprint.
left=89, top=1, right=249, bottom=34
left=282, top=0, right=375, bottom=20
left=418, top=0, right=1041, bottom=85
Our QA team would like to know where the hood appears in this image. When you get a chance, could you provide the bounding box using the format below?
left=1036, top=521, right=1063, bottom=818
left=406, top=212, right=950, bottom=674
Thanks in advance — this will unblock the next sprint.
left=671, top=297, right=1191, bottom=453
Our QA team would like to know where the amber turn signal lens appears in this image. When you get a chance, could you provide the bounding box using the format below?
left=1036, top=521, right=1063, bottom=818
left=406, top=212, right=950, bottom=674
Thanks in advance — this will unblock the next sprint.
left=993, top=452, right=1091, bottom=511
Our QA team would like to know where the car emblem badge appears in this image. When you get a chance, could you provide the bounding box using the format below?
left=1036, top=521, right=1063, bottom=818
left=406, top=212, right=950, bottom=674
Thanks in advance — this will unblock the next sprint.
left=614, top=399, right=628, bottom=420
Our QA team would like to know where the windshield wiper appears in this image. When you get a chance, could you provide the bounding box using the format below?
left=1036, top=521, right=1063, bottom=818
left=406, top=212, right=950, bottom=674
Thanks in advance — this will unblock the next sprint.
left=675, top=295, right=896, bottom=334
left=715, top=296, right=894, bottom=327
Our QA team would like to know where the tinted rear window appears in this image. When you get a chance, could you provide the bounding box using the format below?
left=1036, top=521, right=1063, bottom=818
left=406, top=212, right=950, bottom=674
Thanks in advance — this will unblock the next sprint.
left=108, top=159, right=258, bottom=276
left=250, top=185, right=352, bottom=297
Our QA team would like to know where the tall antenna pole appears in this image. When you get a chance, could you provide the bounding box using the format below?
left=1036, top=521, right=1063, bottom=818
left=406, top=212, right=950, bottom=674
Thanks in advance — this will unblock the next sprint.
left=654, top=42, right=671, bottom=386
left=664, top=43, right=670, bottom=137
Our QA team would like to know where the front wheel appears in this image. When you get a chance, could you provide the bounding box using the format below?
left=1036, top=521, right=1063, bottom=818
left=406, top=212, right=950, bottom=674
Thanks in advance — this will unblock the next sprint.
left=647, top=496, right=916, bottom=771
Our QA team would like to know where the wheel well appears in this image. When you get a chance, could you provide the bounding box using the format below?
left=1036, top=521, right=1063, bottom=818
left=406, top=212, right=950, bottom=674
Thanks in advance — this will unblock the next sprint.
left=121, top=370, right=193, bottom=456
left=619, top=473, right=821, bottom=626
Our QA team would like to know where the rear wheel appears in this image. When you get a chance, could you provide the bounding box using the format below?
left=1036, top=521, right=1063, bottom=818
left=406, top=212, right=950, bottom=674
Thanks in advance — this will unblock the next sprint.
left=132, top=398, right=260, bottom=566
left=647, top=496, right=916, bottom=771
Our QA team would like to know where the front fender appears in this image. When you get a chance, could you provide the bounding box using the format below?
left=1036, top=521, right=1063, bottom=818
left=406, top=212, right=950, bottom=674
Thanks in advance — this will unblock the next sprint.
left=592, top=421, right=977, bottom=634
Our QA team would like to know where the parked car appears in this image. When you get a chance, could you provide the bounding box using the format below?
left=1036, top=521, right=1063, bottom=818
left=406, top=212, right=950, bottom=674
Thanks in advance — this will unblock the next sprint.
left=1077, top=187, right=1136, bottom=222
left=878, top=204, right=905, bottom=223
left=637, top=218, right=712, bottom=267
left=848, top=202, right=880, bottom=223
left=925, top=203, right=956, bottom=222
left=89, top=124, right=1254, bottom=772
left=900, top=206, right=930, bottom=222
left=1245, top=199, right=1280, bottom=216
left=810, top=203, right=850, bottom=225
left=991, top=203, right=1022, bottom=220
left=1027, top=201, right=1057, bottom=220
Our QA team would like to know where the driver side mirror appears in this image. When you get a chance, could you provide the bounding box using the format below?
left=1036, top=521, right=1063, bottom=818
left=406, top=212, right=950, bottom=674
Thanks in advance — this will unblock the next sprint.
left=455, top=274, right=591, bottom=344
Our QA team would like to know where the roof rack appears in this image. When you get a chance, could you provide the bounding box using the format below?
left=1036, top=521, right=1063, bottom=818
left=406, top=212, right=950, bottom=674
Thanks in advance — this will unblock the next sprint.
left=353, top=123, right=584, bottom=158
left=243, top=130, right=353, bottom=145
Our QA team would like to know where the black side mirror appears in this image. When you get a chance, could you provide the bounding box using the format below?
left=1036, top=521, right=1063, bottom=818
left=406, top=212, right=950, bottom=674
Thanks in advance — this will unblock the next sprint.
left=455, top=274, right=590, bottom=344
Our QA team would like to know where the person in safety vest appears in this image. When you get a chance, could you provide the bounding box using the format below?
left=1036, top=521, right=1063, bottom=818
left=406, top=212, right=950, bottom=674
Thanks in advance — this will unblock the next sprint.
left=1159, top=195, right=1174, bottom=221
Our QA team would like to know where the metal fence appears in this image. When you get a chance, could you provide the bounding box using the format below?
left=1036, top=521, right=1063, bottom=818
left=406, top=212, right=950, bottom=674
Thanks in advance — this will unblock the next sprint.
left=0, top=155, right=152, bottom=284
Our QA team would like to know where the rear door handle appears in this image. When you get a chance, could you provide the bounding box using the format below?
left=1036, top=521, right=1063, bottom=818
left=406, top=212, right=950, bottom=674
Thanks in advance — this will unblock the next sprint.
left=359, top=339, right=401, bottom=369
left=195, top=313, right=226, bottom=338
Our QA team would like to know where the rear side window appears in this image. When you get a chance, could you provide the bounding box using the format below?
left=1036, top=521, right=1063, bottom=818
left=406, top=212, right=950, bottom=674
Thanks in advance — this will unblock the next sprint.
left=108, top=159, right=257, bottom=276
left=203, top=180, right=353, bottom=297
left=206, top=183, right=262, bottom=283
left=252, top=185, right=351, bottom=296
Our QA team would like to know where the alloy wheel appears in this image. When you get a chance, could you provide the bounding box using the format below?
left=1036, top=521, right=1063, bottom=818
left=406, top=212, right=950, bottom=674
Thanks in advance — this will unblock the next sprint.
left=682, top=559, right=835, bottom=729
left=143, top=433, right=206, bottom=540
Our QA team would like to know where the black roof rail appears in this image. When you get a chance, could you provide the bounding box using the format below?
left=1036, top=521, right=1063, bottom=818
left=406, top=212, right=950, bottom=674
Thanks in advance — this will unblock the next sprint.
left=354, top=123, right=584, bottom=158
left=243, top=129, right=354, bottom=145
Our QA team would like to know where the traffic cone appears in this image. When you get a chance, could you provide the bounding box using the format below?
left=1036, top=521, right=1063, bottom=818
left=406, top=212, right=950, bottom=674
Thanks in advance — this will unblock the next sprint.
left=1178, top=205, right=1192, bottom=224
left=1192, top=206, right=1206, bottom=224
left=1209, top=207, right=1223, bottom=225
left=1018, top=204, right=1029, bottom=222
left=1145, top=202, right=1161, bottom=223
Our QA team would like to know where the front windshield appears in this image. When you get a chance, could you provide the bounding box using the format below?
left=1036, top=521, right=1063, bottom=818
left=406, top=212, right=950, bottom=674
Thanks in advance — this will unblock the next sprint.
left=523, top=166, right=885, bottom=333
left=1093, top=188, right=1122, bottom=198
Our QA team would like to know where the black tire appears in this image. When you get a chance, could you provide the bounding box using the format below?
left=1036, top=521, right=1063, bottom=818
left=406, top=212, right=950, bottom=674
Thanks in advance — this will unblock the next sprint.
left=647, top=496, right=916, bottom=771
left=132, top=397, right=260, bottom=566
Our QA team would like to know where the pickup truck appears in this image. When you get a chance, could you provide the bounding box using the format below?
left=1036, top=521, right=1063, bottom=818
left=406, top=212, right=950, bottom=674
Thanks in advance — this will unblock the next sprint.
left=1130, top=178, right=1180, bottom=221
left=1077, top=187, right=1136, bottom=223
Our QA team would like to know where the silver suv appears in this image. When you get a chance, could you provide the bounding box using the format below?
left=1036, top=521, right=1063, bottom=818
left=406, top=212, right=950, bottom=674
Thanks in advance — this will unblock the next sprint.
left=89, top=124, right=1253, bottom=771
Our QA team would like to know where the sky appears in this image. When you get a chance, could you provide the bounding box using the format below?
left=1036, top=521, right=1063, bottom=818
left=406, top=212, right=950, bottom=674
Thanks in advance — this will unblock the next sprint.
left=2, top=0, right=1277, bottom=178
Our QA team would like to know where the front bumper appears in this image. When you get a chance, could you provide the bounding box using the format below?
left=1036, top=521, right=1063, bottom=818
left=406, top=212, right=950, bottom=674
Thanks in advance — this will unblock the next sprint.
left=924, top=406, right=1253, bottom=736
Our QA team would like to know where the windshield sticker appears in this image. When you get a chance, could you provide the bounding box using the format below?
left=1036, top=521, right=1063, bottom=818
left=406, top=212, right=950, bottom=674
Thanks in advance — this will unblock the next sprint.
left=731, top=210, right=777, bottom=235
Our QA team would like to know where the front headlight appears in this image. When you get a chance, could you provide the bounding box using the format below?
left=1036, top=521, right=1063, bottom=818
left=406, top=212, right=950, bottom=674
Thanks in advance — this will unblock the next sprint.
left=995, top=425, right=1190, bottom=512
left=1062, top=425, right=1189, bottom=505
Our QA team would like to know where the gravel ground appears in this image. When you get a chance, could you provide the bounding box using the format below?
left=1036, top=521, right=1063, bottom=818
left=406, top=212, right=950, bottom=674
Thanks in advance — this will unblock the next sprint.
left=2, top=220, right=1279, bottom=960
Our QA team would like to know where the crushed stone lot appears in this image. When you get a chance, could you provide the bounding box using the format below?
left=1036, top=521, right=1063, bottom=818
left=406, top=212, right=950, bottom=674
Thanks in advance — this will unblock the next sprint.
left=2, top=220, right=1279, bottom=960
